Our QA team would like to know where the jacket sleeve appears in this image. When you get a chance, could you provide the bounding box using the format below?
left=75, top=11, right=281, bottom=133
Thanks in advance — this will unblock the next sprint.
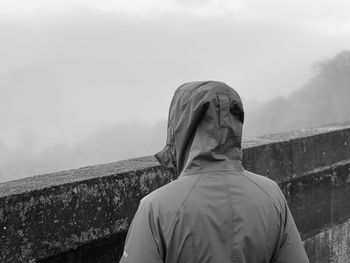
left=272, top=190, right=310, bottom=263
left=119, top=198, right=164, bottom=263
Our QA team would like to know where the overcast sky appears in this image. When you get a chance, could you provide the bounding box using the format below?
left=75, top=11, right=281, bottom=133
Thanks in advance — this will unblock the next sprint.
left=1, top=0, right=350, bottom=180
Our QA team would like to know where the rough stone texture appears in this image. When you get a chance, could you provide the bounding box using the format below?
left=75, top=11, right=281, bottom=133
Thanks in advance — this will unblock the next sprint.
left=243, top=141, right=292, bottom=182
left=291, top=129, right=350, bottom=178
left=279, top=160, right=350, bottom=239
left=242, top=123, right=350, bottom=183
left=0, top=156, right=161, bottom=198
left=0, top=123, right=350, bottom=262
left=38, top=232, right=127, bottom=263
left=304, top=218, right=350, bottom=263
left=0, top=161, right=176, bottom=262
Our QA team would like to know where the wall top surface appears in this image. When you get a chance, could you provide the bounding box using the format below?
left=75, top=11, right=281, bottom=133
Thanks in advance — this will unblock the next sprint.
left=1, top=122, right=350, bottom=198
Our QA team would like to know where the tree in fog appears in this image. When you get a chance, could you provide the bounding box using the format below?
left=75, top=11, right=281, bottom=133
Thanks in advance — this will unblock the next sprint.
left=244, top=50, right=350, bottom=137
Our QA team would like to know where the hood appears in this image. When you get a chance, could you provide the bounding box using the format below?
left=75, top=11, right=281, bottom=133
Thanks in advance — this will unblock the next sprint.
left=155, top=81, right=244, bottom=176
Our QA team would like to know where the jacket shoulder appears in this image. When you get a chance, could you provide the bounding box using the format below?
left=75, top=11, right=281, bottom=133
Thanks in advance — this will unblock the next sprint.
left=239, top=170, right=285, bottom=207
left=138, top=175, right=199, bottom=246
left=141, top=175, right=200, bottom=214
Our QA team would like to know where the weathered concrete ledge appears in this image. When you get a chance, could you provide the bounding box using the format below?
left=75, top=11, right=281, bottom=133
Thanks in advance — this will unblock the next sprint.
left=1, top=123, right=350, bottom=262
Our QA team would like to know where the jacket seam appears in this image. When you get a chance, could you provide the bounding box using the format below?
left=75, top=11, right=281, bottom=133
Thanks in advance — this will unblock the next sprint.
left=223, top=174, right=234, bottom=262
left=183, top=203, right=196, bottom=263
left=238, top=171, right=280, bottom=261
left=164, top=174, right=203, bottom=243
left=237, top=171, right=280, bottom=207
left=267, top=203, right=272, bottom=261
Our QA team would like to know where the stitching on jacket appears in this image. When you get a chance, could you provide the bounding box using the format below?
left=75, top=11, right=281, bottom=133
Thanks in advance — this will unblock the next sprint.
left=164, top=174, right=203, bottom=243
left=267, top=203, right=272, bottom=262
left=223, top=174, right=235, bottom=263
left=183, top=203, right=196, bottom=263
left=238, top=171, right=283, bottom=262
left=237, top=171, right=280, bottom=208
left=148, top=203, right=167, bottom=261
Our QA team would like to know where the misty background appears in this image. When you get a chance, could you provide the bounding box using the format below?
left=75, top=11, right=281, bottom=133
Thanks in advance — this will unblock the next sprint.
left=1, top=0, right=350, bottom=183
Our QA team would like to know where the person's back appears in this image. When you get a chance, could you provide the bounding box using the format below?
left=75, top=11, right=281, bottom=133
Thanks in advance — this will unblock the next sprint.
left=120, top=81, right=309, bottom=263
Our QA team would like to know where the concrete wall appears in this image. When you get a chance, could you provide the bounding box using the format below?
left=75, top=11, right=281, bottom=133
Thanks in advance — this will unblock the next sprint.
left=1, top=123, right=350, bottom=262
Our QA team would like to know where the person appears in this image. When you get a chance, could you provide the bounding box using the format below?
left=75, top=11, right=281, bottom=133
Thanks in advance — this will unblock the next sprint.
left=119, top=81, right=309, bottom=263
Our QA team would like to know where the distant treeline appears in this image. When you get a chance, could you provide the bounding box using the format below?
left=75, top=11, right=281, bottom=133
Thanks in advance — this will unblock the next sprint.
left=244, top=50, right=350, bottom=137
left=1, top=51, right=350, bottom=182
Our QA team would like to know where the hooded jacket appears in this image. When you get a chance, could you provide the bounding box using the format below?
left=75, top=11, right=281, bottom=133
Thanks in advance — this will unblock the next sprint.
left=120, top=81, right=309, bottom=263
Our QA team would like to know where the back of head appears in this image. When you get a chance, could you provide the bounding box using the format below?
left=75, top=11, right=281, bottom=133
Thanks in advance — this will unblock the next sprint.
left=155, top=81, right=244, bottom=176
left=122, top=81, right=309, bottom=263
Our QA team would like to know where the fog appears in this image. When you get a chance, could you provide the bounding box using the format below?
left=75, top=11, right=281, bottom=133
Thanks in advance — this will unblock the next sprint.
left=1, top=0, right=350, bottom=182
left=244, top=51, right=350, bottom=137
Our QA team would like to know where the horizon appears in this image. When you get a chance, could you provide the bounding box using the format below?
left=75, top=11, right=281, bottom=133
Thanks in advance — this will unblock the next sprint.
left=1, top=0, right=350, bottom=182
